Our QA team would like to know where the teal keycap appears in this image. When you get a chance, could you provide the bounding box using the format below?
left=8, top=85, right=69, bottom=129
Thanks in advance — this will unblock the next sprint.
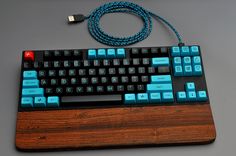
left=152, top=57, right=169, bottom=67
left=186, top=82, right=195, bottom=91
left=184, top=65, right=192, bottom=76
left=22, top=88, right=44, bottom=97
left=137, top=93, right=149, bottom=103
left=149, top=93, right=161, bottom=103
left=192, top=56, right=201, bottom=65
left=22, top=79, right=39, bottom=88
left=187, top=91, right=197, bottom=101
left=174, top=65, right=183, bottom=76
left=190, top=46, right=200, bottom=56
left=97, top=49, right=106, bottom=58
left=197, top=90, right=208, bottom=101
left=177, top=91, right=187, bottom=102
left=181, top=46, right=190, bottom=56
left=117, top=48, right=125, bottom=58
left=173, top=57, right=182, bottom=66
left=47, top=96, right=59, bottom=107
left=107, top=49, right=116, bottom=58
left=34, top=97, right=46, bottom=107
left=21, top=97, right=33, bottom=107
left=193, top=65, right=202, bottom=75
left=88, top=49, right=96, bottom=59
left=124, top=94, right=136, bottom=104
left=151, top=75, right=171, bottom=83
left=171, top=46, right=180, bottom=56
left=183, top=57, right=191, bottom=65
left=162, top=92, right=174, bottom=102
left=23, top=70, right=37, bottom=79
left=147, top=84, right=172, bottom=92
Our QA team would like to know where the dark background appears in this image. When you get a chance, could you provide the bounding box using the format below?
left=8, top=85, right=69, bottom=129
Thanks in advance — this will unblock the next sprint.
left=0, top=0, right=235, bottom=155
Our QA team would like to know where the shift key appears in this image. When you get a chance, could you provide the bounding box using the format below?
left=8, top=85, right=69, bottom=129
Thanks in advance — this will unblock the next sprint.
left=22, top=88, right=44, bottom=97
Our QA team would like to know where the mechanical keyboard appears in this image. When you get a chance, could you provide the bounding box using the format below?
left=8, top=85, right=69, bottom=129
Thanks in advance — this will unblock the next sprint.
left=19, top=45, right=209, bottom=110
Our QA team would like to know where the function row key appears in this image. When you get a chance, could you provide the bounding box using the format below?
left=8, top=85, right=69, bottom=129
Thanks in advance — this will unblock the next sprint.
left=130, top=47, right=169, bottom=57
left=88, top=48, right=125, bottom=59
left=44, top=50, right=83, bottom=58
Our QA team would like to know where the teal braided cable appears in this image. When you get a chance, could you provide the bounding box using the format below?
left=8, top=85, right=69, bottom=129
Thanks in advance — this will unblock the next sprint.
left=85, top=1, right=183, bottom=46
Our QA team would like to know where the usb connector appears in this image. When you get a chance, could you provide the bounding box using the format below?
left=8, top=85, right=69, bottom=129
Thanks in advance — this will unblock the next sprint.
left=68, top=14, right=86, bottom=23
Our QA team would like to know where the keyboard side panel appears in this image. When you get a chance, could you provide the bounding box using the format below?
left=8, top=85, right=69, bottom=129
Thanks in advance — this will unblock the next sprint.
left=15, top=104, right=216, bottom=151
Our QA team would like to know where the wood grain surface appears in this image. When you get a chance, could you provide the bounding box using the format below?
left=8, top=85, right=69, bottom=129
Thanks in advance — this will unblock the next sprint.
left=15, top=104, right=216, bottom=151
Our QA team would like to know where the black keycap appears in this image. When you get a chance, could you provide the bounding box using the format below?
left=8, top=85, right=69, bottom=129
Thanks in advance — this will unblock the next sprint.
left=61, top=78, right=68, bottom=85
left=128, top=67, right=135, bottom=74
left=118, top=68, right=126, bottom=75
left=73, top=60, right=80, bottom=67
left=148, top=67, right=155, bottom=74
left=158, top=66, right=170, bottom=74
left=107, top=86, right=114, bottom=92
left=127, top=85, right=135, bottom=92
left=81, top=78, right=88, bottom=85
left=38, top=70, right=46, bottom=77
left=45, top=88, right=53, bottom=94
left=64, top=61, right=71, bottom=68
left=58, top=70, right=66, bottom=77
left=40, top=79, right=48, bottom=86
left=151, top=48, right=158, bottom=55
left=113, top=59, right=120, bottom=66
left=138, top=67, right=145, bottom=74
left=50, top=79, right=58, bottom=85
left=43, top=61, right=51, bottom=68
left=131, top=48, right=139, bottom=56
left=117, top=85, right=124, bottom=92
left=131, top=76, right=139, bottom=83
left=141, top=48, right=148, bottom=54
left=91, top=77, right=99, bottom=84
left=121, top=76, right=129, bottom=83
left=71, top=78, right=78, bottom=85
left=78, top=69, right=86, bottom=76
left=108, top=68, right=116, bottom=75
left=160, top=47, right=168, bottom=56
left=103, top=59, right=110, bottom=66
left=56, top=87, right=63, bottom=94
left=48, top=70, right=56, bottom=77
left=54, top=50, right=61, bottom=57
left=44, top=51, right=51, bottom=57
left=98, top=68, right=106, bottom=75
left=132, top=58, right=140, bottom=65
left=123, top=59, right=130, bottom=66
left=101, top=77, right=108, bottom=84
left=96, top=86, right=104, bottom=92
left=73, top=50, right=81, bottom=57
left=89, top=69, right=96, bottom=75
left=61, top=95, right=122, bottom=106
left=64, top=50, right=71, bottom=57
left=69, top=69, right=76, bottom=76
left=66, top=87, right=73, bottom=94
left=83, top=60, right=90, bottom=67
left=53, top=61, right=61, bottom=68
left=86, top=86, right=94, bottom=93
left=93, top=60, right=100, bottom=67
left=142, top=58, right=150, bottom=65
left=23, top=62, right=31, bottom=69
left=111, top=77, right=119, bottom=83
left=76, top=87, right=84, bottom=93
left=33, top=62, right=41, bottom=68
left=141, top=76, right=149, bottom=83
left=137, top=84, right=145, bottom=91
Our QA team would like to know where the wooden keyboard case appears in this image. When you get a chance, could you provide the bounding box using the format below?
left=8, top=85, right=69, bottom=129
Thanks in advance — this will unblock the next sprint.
left=15, top=103, right=216, bottom=151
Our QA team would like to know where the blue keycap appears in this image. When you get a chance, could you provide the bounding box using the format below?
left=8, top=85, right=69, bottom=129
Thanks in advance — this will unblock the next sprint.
left=21, top=97, right=33, bottom=107
left=186, top=82, right=195, bottom=91
left=174, top=66, right=183, bottom=76
left=173, top=57, right=182, bottom=66
left=184, top=65, right=192, bottom=76
left=88, top=49, right=96, bottom=59
left=23, top=70, right=37, bottom=79
left=197, top=90, right=208, bottom=101
left=181, top=46, right=190, bottom=56
left=190, top=46, right=200, bottom=56
left=171, top=46, right=180, bottom=56
left=152, top=57, right=169, bottom=67
left=22, top=88, right=44, bottom=97
left=183, top=57, right=191, bottom=65
left=47, top=96, right=59, bottom=107
left=149, top=93, right=161, bottom=103
left=124, top=94, right=136, bottom=104
left=177, top=91, right=187, bottom=102
left=187, top=91, right=197, bottom=101
left=34, top=97, right=46, bottom=107
left=147, top=84, right=172, bottom=92
left=192, top=56, right=201, bottom=65
left=97, top=49, right=106, bottom=58
left=107, top=49, right=116, bottom=58
left=162, top=92, right=174, bottom=102
left=193, top=65, right=202, bottom=75
left=151, top=75, right=171, bottom=83
left=22, top=79, right=39, bottom=88
left=117, top=48, right=125, bottom=58
left=137, top=93, right=149, bottom=103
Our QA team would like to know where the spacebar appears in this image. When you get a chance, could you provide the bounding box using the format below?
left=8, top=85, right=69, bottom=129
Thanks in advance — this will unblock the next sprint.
left=61, top=95, right=122, bottom=107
